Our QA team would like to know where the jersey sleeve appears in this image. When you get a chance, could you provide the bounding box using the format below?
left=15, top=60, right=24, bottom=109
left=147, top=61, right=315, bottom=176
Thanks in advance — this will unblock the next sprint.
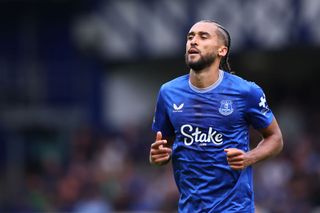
left=245, top=82, right=274, bottom=129
left=152, top=86, right=175, bottom=137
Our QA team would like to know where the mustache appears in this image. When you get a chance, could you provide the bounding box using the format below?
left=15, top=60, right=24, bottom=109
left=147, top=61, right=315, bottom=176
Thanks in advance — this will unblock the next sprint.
left=187, top=46, right=200, bottom=54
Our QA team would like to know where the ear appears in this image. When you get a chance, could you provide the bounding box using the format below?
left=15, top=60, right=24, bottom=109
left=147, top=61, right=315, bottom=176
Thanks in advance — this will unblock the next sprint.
left=218, top=46, right=228, bottom=57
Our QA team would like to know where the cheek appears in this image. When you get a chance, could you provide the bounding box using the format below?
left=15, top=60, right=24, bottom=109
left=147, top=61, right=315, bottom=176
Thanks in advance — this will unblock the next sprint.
left=186, top=42, right=190, bottom=51
left=204, top=46, right=218, bottom=55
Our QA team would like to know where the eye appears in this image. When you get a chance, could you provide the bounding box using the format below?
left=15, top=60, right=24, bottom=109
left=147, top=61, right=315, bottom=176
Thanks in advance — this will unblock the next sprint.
left=187, top=35, right=194, bottom=40
left=201, top=35, right=208, bottom=39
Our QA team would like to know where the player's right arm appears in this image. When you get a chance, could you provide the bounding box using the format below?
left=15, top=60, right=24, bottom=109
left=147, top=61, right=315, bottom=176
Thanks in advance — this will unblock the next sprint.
left=149, top=131, right=173, bottom=166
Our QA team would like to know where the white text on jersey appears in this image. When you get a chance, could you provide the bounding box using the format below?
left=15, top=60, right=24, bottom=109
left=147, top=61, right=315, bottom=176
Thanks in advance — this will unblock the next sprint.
left=181, top=124, right=223, bottom=146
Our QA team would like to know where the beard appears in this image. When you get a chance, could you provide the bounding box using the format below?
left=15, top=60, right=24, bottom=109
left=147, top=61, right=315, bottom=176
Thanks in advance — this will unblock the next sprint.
left=185, top=52, right=216, bottom=72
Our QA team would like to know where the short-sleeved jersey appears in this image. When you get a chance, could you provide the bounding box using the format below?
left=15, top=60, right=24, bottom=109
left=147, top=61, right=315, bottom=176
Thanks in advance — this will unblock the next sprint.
left=152, top=70, right=274, bottom=213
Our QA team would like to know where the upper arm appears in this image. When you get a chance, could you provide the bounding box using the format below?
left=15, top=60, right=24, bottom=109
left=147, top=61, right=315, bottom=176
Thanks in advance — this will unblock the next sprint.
left=258, top=118, right=281, bottom=138
left=257, top=118, right=283, bottom=150
left=245, top=82, right=283, bottom=153
left=152, top=86, right=175, bottom=137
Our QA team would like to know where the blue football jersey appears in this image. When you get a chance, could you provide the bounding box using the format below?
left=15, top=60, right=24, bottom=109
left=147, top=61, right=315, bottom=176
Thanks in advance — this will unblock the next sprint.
left=152, top=70, right=274, bottom=213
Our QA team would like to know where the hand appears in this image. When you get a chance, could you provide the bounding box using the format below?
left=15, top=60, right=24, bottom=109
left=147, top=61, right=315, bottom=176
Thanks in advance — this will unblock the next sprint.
left=224, top=148, right=248, bottom=170
left=150, top=131, right=172, bottom=166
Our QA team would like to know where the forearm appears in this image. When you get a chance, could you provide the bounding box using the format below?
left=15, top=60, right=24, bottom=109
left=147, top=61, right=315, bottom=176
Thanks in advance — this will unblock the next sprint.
left=245, top=133, right=283, bottom=166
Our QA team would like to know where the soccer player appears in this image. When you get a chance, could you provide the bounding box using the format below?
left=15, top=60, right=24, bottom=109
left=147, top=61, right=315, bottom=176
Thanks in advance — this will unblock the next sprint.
left=150, top=20, right=283, bottom=213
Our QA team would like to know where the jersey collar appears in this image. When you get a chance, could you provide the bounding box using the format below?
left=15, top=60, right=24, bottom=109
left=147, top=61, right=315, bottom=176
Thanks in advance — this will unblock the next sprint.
left=188, top=70, right=224, bottom=93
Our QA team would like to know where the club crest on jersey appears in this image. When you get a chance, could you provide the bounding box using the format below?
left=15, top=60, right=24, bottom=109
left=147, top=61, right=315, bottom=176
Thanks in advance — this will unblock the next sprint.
left=173, top=103, right=184, bottom=112
left=219, top=100, right=233, bottom=116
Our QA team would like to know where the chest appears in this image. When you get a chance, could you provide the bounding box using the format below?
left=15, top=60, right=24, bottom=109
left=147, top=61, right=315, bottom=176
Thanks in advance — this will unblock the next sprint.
left=166, top=92, right=246, bottom=130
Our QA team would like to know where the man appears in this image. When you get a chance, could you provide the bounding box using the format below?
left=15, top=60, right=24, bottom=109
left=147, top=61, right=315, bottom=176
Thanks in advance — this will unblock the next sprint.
left=149, top=20, right=283, bottom=213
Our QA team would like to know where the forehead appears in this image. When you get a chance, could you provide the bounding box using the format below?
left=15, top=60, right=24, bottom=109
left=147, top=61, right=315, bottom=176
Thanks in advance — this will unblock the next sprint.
left=188, top=22, right=218, bottom=35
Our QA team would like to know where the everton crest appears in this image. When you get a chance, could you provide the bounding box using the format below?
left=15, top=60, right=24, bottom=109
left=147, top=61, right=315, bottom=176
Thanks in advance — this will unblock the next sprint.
left=219, top=100, right=233, bottom=116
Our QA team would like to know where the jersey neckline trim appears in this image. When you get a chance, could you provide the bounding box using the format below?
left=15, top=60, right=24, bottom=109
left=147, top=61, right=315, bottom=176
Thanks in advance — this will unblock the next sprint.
left=188, top=70, right=224, bottom=93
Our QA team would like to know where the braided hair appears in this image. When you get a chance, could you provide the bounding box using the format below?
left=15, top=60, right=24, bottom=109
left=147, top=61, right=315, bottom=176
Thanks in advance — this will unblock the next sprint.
left=200, top=20, right=232, bottom=73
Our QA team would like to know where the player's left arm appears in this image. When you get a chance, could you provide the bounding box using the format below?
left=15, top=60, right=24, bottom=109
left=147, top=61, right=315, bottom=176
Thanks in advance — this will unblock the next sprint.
left=225, top=118, right=283, bottom=170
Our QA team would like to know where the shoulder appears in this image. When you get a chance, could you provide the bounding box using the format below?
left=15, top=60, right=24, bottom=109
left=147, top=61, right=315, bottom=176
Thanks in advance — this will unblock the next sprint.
left=223, top=71, right=262, bottom=94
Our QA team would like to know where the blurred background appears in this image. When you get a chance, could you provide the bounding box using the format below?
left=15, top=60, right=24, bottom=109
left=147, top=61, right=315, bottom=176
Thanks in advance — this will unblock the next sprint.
left=0, top=0, right=320, bottom=212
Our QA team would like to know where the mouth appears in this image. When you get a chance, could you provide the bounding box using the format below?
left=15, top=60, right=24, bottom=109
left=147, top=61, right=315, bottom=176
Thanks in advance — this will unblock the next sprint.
left=188, top=48, right=200, bottom=55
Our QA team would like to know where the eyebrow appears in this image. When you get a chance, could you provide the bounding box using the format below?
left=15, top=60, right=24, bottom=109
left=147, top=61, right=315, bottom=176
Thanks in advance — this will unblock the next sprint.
left=187, top=31, right=211, bottom=37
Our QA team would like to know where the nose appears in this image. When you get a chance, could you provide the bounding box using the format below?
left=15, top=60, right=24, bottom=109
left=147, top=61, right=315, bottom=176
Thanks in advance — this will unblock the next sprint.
left=190, top=36, right=198, bottom=46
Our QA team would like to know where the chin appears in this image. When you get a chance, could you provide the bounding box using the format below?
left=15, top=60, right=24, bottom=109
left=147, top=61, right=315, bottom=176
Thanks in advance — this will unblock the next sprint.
left=188, top=59, right=199, bottom=65
left=188, top=57, right=200, bottom=64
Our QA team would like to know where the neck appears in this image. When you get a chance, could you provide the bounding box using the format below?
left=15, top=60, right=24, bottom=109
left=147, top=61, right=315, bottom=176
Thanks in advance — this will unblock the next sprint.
left=189, top=63, right=220, bottom=88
